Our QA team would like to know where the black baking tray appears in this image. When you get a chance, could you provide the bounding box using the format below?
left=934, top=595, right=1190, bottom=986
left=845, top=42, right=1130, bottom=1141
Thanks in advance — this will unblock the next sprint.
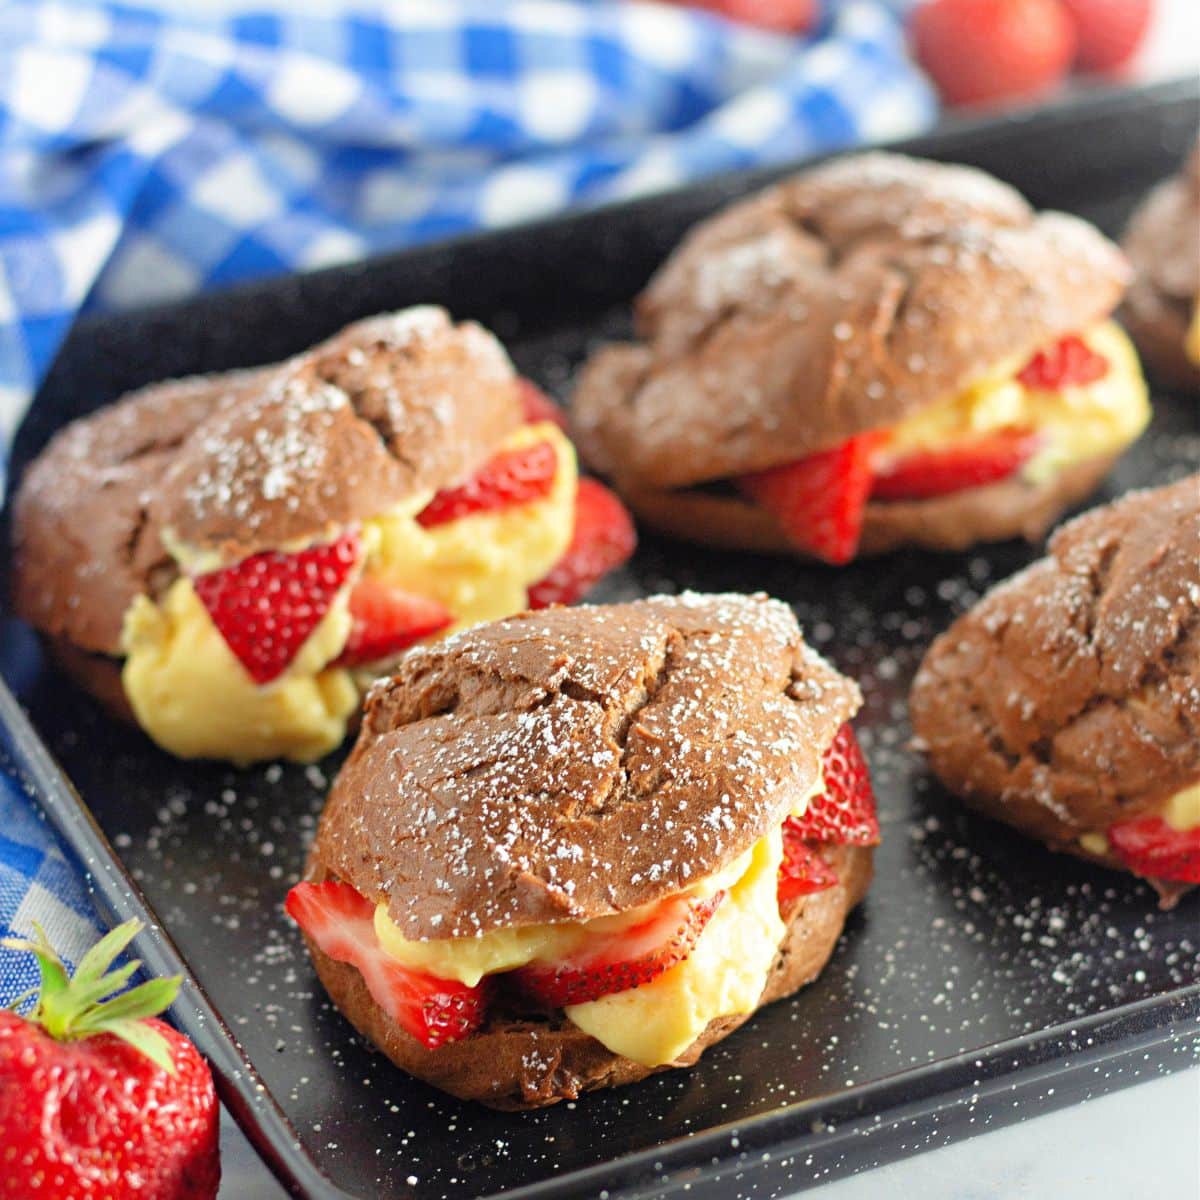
left=2, top=79, right=1199, bottom=1200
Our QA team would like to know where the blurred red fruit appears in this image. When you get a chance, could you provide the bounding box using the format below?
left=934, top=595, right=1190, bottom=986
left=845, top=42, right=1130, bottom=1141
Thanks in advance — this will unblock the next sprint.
left=661, top=0, right=816, bottom=34
left=912, top=0, right=1076, bottom=108
left=1060, top=0, right=1153, bottom=75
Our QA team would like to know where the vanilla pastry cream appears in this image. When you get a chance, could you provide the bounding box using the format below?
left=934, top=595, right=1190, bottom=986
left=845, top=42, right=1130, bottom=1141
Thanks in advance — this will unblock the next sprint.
left=374, top=827, right=787, bottom=1069
left=880, top=321, right=1150, bottom=485
left=566, top=828, right=785, bottom=1067
left=120, top=422, right=577, bottom=763
left=374, top=840, right=755, bottom=987
left=122, top=582, right=359, bottom=764
left=371, top=769, right=824, bottom=990
left=1186, top=298, right=1200, bottom=367
left=361, top=422, right=576, bottom=635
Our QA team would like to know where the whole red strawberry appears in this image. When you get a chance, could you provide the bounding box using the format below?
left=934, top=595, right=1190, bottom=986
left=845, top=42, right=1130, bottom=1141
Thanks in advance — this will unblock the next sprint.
left=1060, top=0, right=1153, bottom=76
left=912, top=0, right=1076, bottom=108
left=0, top=919, right=220, bottom=1198
left=660, top=0, right=816, bottom=33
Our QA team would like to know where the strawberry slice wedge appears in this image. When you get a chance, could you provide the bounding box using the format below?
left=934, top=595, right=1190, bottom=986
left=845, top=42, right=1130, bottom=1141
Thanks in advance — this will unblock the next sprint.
left=193, top=530, right=362, bottom=684
left=777, top=831, right=839, bottom=905
left=333, top=578, right=452, bottom=667
left=790, top=723, right=881, bottom=846
left=1016, top=335, right=1109, bottom=390
left=417, top=441, right=558, bottom=528
left=1106, top=816, right=1200, bottom=884
left=776, top=723, right=879, bottom=906
left=512, top=891, right=724, bottom=1008
left=871, top=428, right=1043, bottom=502
left=528, top=478, right=636, bottom=609
left=286, top=881, right=489, bottom=1049
left=737, top=434, right=881, bottom=565
left=518, top=378, right=569, bottom=431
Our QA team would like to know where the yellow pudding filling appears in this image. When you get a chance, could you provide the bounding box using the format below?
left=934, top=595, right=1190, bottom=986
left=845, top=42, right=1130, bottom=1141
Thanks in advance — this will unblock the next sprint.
left=881, top=321, right=1150, bottom=485
left=120, top=423, right=577, bottom=763
left=1078, top=780, right=1200, bottom=856
left=374, top=842, right=753, bottom=987
left=566, top=828, right=785, bottom=1067
left=1165, top=782, right=1200, bottom=831
left=122, top=580, right=358, bottom=764
left=1186, top=297, right=1200, bottom=367
left=374, top=828, right=787, bottom=1069
left=361, top=422, right=576, bottom=637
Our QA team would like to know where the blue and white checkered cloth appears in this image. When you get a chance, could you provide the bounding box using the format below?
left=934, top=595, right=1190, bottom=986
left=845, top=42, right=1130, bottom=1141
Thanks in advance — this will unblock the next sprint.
left=0, top=0, right=934, bottom=992
left=0, top=764, right=100, bottom=1000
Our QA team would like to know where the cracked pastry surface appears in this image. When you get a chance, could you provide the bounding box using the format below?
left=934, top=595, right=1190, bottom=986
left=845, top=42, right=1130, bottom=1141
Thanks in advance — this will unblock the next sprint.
left=11, top=308, right=620, bottom=764
left=295, top=592, right=877, bottom=1107
left=1121, top=139, right=1200, bottom=393
left=910, top=476, right=1200, bottom=906
left=320, top=593, right=859, bottom=935
left=572, top=152, right=1149, bottom=561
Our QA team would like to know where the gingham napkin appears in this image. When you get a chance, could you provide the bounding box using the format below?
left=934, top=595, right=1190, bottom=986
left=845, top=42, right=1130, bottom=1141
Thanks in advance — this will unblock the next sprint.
left=0, top=766, right=101, bottom=1001
left=0, top=0, right=934, bottom=989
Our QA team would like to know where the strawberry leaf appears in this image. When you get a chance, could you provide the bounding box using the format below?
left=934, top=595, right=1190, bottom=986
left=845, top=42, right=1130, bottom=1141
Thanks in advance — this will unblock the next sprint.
left=105, top=1018, right=177, bottom=1076
left=72, top=919, right=141, bottom=989
left=3, top=917, right=182, bottom=1072
left=68, top=960, right=139, bottom=1011
left=2, top=923, right=70, bottom=1016
left=79, top=977, right=181, bottom=1028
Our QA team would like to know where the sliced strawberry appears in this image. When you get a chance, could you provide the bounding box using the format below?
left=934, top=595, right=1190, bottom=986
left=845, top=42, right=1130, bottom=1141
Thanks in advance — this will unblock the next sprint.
left=1017, top=335, right=1109, bottom=390
left=789, top=724, right=880, bottom=846
left=417, top=440, right=558, bottom=528
left=1107, top=816, right=1200, bottom=885
left=512, top=891, right=724, bottom=1008
left=518, top=378, right=568, bottom=431
left=193, top=530, right=362, bottom=685
left=333, top=578, right=452, bottom=667
left=528, top=478, right=636, bottom=609
left=737, top=435, right=881, bottom=565
left=286, top=881, right=489, bottom=1049
left=777, top=828, right=839, bottom=905
left=871, top=428, right=1043, bottom=502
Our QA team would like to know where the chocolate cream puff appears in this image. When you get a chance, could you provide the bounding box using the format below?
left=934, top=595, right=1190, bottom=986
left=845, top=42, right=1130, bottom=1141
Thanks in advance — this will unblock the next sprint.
left=286, top=593, right=879, bottom=1108
left=572, top=152, right=1151, bottom=564
left=12, top=308, right=634, bottom=764
left=911, top=476, right=1199, bottom=907
left=1122, top=139, right=1200, bottom=393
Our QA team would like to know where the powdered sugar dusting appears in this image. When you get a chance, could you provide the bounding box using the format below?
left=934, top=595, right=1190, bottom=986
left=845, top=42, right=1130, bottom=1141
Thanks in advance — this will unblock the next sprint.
left=324, top=592, right=858, bottom=939
left=178, top=376, right=348, bottom=530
